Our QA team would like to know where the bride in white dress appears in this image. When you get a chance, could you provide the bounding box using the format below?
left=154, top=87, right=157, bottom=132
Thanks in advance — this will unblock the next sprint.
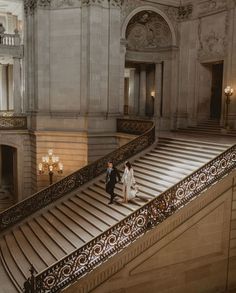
left=121, top=161, right=137, bottom=203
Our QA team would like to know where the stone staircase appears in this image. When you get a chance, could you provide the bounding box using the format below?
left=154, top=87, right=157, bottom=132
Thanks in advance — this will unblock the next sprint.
left=0, top=137, right=230, bottom=292
left=177, top=120, right=236, bottom=137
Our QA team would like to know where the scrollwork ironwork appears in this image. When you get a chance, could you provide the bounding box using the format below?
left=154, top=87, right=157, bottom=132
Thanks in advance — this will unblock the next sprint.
left=0, top=116, right=27, bottom=130
left=34, top=142, right=236, bottom=293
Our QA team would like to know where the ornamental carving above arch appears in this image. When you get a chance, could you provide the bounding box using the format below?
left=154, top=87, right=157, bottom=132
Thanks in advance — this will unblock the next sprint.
left=126, top=10, right=172, bottom=51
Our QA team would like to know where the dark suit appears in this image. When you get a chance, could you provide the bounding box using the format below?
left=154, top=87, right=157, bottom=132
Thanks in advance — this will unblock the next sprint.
left=105, top=167, right=121, bottom=203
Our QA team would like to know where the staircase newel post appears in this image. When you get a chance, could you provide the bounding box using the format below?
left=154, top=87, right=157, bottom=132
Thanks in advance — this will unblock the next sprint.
left=23, top=265, right=36, bottom=293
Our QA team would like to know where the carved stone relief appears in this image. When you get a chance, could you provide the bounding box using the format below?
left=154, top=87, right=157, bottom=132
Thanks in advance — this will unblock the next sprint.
left=126, top=10, right=172, bottom=51
left=198, top=12, right=228, bottom=61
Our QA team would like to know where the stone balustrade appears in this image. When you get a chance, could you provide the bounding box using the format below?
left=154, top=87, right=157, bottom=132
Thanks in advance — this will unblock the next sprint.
left=0, top=31, right=23, bottom=58
left=0, top=33, right=20, bottom=46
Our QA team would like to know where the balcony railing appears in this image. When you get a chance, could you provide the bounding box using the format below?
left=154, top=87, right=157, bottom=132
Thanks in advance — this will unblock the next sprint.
left=0, top=31, right=23, bottom=58
left=0, top=33, right=21, bottom=46
left=0, top=115, right=27, bottom=130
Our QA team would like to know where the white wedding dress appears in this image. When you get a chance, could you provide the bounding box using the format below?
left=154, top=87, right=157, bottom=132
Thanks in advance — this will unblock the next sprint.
left=121, top=167, right=137, bottom=201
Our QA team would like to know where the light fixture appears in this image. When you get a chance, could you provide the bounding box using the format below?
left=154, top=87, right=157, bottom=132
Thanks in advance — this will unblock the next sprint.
left=151, top=91, right=155, bottom=98
left=224, top=86, right=234, bottom=129
left=38, top=149, right=63, bottom=185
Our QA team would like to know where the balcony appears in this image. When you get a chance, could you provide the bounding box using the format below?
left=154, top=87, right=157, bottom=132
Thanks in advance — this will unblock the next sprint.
left=0, top=31, right=23, bottom=58
left=0, top=114, right=27, bottom=130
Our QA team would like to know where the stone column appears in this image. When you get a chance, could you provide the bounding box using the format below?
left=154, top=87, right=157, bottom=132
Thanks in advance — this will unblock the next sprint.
left=0, top=65, right=8, bottom=111
left=154, top=63, right=163, bottom=118
left=107, top=1, right=122, bottom=115
left=129, top=68, right=136, bottom=115
left=13, top=58, right=22, bottom=113
left=139, top=64, right=146, bottom=116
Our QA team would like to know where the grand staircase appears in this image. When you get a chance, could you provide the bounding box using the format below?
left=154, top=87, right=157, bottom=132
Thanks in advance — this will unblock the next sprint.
left=0, top=119, right=234, bottom=293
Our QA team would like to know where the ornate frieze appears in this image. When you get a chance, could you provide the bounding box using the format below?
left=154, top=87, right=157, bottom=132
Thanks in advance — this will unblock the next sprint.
left=81, top=0, right=105, bottom=5
left=126, top=10, right=172, bottom=51
left=51, top=0, right=81, bottom=9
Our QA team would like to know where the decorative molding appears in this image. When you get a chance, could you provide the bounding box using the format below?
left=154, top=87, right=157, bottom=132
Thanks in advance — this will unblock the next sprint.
left=110, top=0, right=122, bottom=8
left=81, top=0, right=105, bottom=6
left=24, top=0, right=51, bottom=14
left=198, top=0, right=227, bottom=16
left=50, top=0, right=81, bottom=9
left=178, top=3, right=193, bottom=20
left=126, top=10, right=172, bottom=51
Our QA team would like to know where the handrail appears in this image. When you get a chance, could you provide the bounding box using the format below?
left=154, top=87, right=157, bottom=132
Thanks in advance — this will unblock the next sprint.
left=0, top=116, right=27, bottom=130
left=0, top=119, right=155, bottom=232
left=34, top=142, right=236, bottom=292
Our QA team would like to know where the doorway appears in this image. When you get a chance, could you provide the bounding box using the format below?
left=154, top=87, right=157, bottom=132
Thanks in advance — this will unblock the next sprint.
left=210, top=63, right=223, bottom=120
left=0, top=145, right=17, bottom=201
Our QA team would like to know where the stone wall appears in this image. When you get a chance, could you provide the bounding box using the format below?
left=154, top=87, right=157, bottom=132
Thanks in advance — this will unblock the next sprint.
left=64, top=170, right=236, bottom=293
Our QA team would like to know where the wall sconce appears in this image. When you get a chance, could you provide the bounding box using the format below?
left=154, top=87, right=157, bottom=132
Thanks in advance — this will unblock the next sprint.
left=151, top=91, right=155, bottom=98
left=38, top=149, right=63, bottom=185
left=224, top=86, right=234, bottom=129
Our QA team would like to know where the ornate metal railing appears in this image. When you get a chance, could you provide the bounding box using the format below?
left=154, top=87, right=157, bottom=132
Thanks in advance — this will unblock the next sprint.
left=32, top=143, right=236, bottom=293
left=0, top=116, right=27, bottom=130
left=0, top=119, right=155, bottom=232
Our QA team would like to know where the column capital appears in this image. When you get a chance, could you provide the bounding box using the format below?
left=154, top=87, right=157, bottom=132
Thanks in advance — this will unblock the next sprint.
left=24, top=0, right=51, bottom=15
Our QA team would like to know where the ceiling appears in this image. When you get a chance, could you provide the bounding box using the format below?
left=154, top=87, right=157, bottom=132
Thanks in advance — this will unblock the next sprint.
left=0, top=0, right=23, bottom=20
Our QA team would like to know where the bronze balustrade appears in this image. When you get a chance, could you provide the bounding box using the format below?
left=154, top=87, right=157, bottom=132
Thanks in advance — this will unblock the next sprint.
left=0, top=116, right=27, bottom=130
left=32, top=142, right=236, bottom=293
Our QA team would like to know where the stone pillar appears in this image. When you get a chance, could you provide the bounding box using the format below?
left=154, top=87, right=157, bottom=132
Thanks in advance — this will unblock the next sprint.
left=139, top=64, right=146, bottom=116
left=0, top=64, right=8, bottom=111
left=154, top=63, right=163, bottom=118
left=107, top=1, right=122, bottom=115
left=119, top=38, right=127, bottom=114
left=129, top=68, right=135, bottom=115
left=13, top=58, right=22, bottom=113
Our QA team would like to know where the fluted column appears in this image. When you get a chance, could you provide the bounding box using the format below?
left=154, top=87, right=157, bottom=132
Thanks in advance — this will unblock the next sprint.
left=154, top=63, right=163, bottom=118
left=129, top=68, right=136, bottom=115
left=0, top=64, right=8, bottom=111
left=139, top=64, right=146, bottom=116
left=13, top=57, right=22, bottom=113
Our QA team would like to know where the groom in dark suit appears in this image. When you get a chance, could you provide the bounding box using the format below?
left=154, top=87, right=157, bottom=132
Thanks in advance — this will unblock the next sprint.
left=105, top=161, right=121, bottom=204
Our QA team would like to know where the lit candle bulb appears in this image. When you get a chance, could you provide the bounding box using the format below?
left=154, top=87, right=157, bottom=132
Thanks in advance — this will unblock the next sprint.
left=38, top=163, right=43, bottom=172
left=49, top=165, right=53, bottom=172
left=59, top=163, right=63, bottom=171
left=48, top=149, right=53, bottom=156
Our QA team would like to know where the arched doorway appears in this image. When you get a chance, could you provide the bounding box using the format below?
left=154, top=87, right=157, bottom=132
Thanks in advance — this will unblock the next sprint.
left=123, top=9, right=174, bottom=118
left=0, top=145, right=17, bottom=209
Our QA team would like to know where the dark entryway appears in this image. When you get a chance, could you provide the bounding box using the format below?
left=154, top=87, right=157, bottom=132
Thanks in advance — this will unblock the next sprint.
left=210, top=63, right=223, bottom=119
left=0, top=145, right=17, bottom=199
